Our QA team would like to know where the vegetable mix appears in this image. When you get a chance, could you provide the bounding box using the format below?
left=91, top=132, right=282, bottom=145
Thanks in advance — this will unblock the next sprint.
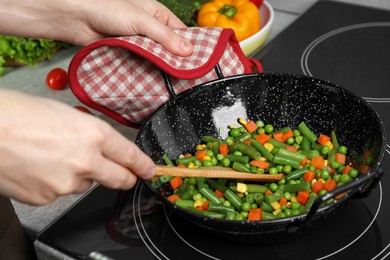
left=151, top=118, right=364, bottom=221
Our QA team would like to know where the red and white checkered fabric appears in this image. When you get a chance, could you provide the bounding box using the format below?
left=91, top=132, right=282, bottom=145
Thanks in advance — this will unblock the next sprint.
left=68, top=27, right=263, bottom=128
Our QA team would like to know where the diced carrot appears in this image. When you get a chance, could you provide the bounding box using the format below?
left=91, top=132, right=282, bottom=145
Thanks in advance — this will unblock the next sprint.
left=300, top=156, right=308, bottom=166
left=335, top=153, right=346, bottom=165
left=203, top=201, right=210, bottom=210
left=256, top=133, right=271, bottom=144
left=219, top=143, right=229, bottom=156
left=248, top=208, right=262, bottom=221
left=303, top=170, right=315, bottom=182
left=342, top=165, right=353, bottom=174
left=297, top=190, right=310, bottom=205
left=286, top=145, right=297, bottom=152
left=183, top=153, right=193, bottom=158
left=250, top=160, right=270, bottom=169
left=265, top=189, right=273, bottom=195
left=323, top=179, right=337, bottom=192
left=244, top=120, right=258, bottom=133
left=244, top=139, right=253, bottom=145
left=361, top=164, right=371, bottom=174
left=312, top=180, right=324, bottom=194
left=273, top=132, right=284, bottom=142
left=196, top=206, right=204, bottom=210
left=311, top=156, right=325, bottom=170
left=279, top=197, right=287, bottom=206
left=177, top=164, right=186, bottom=168
left=195, top=150, right=207, bottom=161
left=282, top=129, right=294, bottom=142
left=215, top=189, right=224, bottom=198
left=169, top=176, right=183, bottom=190
left=167, top=194, right=181, bottom=203
left=318, top=133, right=331, bottom=146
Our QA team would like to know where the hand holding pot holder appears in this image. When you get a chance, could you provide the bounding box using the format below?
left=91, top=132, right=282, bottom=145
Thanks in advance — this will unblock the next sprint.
left=68, top=27, right=263, bottom=128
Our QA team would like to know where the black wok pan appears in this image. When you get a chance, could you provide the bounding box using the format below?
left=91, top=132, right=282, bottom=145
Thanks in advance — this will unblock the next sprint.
left=135, top=73, right=386, bottom=242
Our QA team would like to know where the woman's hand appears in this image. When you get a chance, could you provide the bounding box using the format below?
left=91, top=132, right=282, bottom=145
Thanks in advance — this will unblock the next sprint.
left=0, top=0, right=193, bottom=56
left=0, top=90, right=155, bottom=205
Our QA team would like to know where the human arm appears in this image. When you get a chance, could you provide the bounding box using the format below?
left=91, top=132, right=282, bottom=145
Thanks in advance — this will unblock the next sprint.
left=0, top=0, right=193, bottom=56
left=0, top=89, right=155, bottom=205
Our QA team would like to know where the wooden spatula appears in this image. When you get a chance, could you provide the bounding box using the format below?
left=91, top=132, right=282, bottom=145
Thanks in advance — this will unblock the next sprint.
left=155, top=165, right=284, bottom=182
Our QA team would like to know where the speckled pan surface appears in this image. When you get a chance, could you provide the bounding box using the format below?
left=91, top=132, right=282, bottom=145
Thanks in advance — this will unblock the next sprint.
left=135, top=73, right=386, bottom=241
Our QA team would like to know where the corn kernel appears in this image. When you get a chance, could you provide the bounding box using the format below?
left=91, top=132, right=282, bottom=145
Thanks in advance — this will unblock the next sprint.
left=324, top=141, right=334, bottom=151
left=196, top=144, right=206, bottom=151
left=311, top=179, right=317, bottom=185
left=291, top=196, right=297, bottom=203
left=286, top=202, right=292, bottom=208
left=236, top=183, right=248, bottom=193
left=203, top=156, right=211, bottom=161
left=270, top=201, right=281, bottom=210
left=324, top=159, right=328, bottom=167
left=239, top=118, right=248, bottom=125
left=264, top=143, right=274, bottom=152
left=273, top=209, right=282, bottom=216
left=260, top=157, right=267, bottom=161
left=188, top=162, right=196, bottom=168
left=229, top=124, right=238, bottom=129
left=193, top=199, right=204, bottom=208
left=237, top=192, right=244, bottom=198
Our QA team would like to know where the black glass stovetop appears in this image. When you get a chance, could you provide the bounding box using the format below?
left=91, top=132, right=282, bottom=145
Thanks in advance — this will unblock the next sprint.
left=36, top=1, right=390, bottom=259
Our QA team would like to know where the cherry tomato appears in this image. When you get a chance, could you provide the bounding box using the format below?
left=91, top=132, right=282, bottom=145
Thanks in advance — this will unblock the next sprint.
left=249, top=0, right=263, bottom=8
left=46, top=68, right=68, bottom=90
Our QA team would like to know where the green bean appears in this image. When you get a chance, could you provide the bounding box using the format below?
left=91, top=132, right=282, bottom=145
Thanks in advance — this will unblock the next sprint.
left=251, top=140, right=274, bottom=161
left=159, top=175, right=175, bottom=183
left=212, top=142, right=220, bottom=156
left=175, top=156, right=196, bottom=165
left=277, top=148, right=306, bottom=163
left=282, top=181, right=311, bottom=193
left=151, top=178, right=164, bottom=189
left=301, top=137, right=311, bottom=151
left=260, top=201, right=273, bottom=213
left=331, top=130, right=339, bottom=152
left=262, top=211, right=277, bottom=220
left=224, top=154, right=250, bottom=164
left=254, top=193, right=264, bottom=205
left=268, top=138, right=288, bottom=148
left=224, top=188, right=242, bottom=211
left=298, top=122, right=318, bottom=143
left=208, top=202, right=235, bottom=214
left=273, top=154, right=301, bottom=169
left=180, top=189, right=196, bottom=200
left=301, top=193, right=318, bottom=213
left=299, top=149, right=320, bottom=159
left=275, top=127, right=292, bottom=133
left=162, top=154, right=174, bottom=166
left=245, top=193, right=255, bottom=204
left=196, top=177, right=207, bottom=190
left=225, top=211, right=237, bottom=220
left=232, top=161, right=251, bottom=173
left=234, top=132, right=252, bottom=143
left=199, top=187, right=223, bottom=204
left=186, top=207, right=225, bottom=218
left=285, top=165, right=310, bottom=181
left=265, top=193, right=282, bottom=204
left=238, top=142, right=262, bottom=160
left=206, top=179, right=228, bottom=193
left=175, top=199, right=194, bottom=209
left=201, top=135, right=223, bottom=144
left=246, top=184, right=268, bottom=193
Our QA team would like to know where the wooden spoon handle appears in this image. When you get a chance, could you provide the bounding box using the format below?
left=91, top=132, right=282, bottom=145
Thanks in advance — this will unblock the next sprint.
left=155, top=165, right=284, bottom=182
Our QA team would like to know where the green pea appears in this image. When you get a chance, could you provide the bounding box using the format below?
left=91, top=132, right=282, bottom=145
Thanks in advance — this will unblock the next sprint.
left=321, top=145, right=330, bottom=155
left=321, top=168, right=330, bottom=180
left=318, top=189, right=327, bottom=196
left=250, top=203, right=258, bottom=209
left=257, top=128, right=265, bottom=135
left=225, top=137, right=234, bottom=145
left=284, top=208, right=292, bottom=217
left=276, top=165, right=283, bottom=173
left=338, top=146, right=347, bottom=154
left=264, top=124, right=274, bottom=134
left=238, top=126, right=246, bottom=133
left=241, top=202, right=251, bottom=212
left=283, top=165, right=292, bottom=174
left=240, top=211, right=248, bottom=218
left=233, top=151, right=243, bottom=156
left=229, top=128, right=240, bottom=137
left=331, top=161, right=341, bottom=170
left=349, top=168, right=359, bottom=178
left=235, top=214, right=244, bottom=221
left=221, top=157, right=230, bottom=167
left=203, top=160, right=213, bottom=167
left=216, top=154, right=224, bottom=161
left=268, top=183, right=279, bottom=192
left=291, top=202, right=301, bottom=210
left=269, top=167, right=279, bottom=175
left=256, top=120, right=265, bottom=128
left=206, top=150, right=214, bottom=157
left=278, top=178, right=286, bottom=185
left=340, top=174, right=351, bottom=183
left=293, top=129, right=301, bottom=137
left=193, top=193, right=202, bottom=201
left=223, top=200, right=231, bottom=207
left=193, top=160, right=202, bottom=167
left=284, top=192, right=292, bottom=201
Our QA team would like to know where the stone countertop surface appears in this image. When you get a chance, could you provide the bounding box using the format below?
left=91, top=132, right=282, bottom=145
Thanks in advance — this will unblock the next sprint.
left=0, top=0, right=389, bottom=259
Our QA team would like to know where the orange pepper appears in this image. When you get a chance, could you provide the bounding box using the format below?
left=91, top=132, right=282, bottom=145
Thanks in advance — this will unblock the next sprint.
left=197, top=0, right=261, bottom=42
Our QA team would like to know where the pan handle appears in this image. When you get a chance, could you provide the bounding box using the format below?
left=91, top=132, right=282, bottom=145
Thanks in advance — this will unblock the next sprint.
left=304, top=167, right=384, bottom=224
left=160, top=64, right=225, bottom=99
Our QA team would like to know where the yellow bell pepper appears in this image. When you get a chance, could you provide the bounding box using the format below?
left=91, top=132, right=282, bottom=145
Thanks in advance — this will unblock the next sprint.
left=197, top=0, right=261, bottom=42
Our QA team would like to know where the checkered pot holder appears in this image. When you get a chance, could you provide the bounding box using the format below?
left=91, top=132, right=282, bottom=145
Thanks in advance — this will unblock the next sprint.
left=68, top=27, right=263, bottom=128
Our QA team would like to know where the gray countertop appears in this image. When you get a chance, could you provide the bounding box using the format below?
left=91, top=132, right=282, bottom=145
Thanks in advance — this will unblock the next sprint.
left=1, top=0, right=389, bottom=259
